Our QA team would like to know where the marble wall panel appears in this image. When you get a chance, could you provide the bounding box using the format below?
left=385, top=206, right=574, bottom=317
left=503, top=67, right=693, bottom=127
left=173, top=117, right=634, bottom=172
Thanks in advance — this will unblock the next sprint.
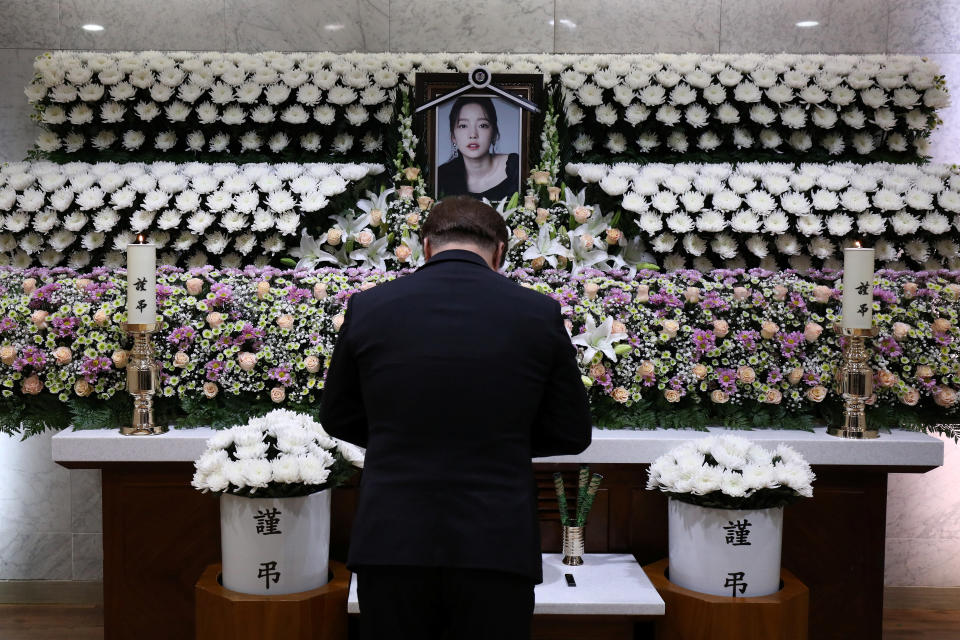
left=60, top=0, right=227, bottom=51
left=719, top=0, right=888, bottom=53
left=390, top=0, right=554, bottom=53
left=70, top=470, right=102, bottom=534
left=554, top=0, right=721, bottom=53
left=925, top=54, right=960, bottom=165
left=889, top=0, right=960, bottom=54
left=0, top=531, right=72, bottom=580
left=226, top=0, right=388, bottom=52
left=0, top=0, right=60, bottom=49
left=885, top=537, right=960, bottom=587
left=0, top=431, right=71, bottom=533
left=0, top=49, right=41, bottom=162
left=887, top=435, right=960, bottom=539
left=72, top=534, right=103, bottom=581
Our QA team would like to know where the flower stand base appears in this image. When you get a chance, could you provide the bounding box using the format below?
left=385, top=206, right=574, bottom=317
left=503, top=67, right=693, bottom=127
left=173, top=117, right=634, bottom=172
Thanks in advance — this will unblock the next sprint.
left=195, top=561, right=349, bottom=640
left=643, top=559, right=808, bottom=640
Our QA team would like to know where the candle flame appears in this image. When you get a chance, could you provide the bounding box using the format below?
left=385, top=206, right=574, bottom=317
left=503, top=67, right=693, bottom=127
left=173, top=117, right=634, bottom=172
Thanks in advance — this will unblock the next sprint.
left=136, top=234, right=145, bottom=243
left=854, top=240, right=861, bottom=248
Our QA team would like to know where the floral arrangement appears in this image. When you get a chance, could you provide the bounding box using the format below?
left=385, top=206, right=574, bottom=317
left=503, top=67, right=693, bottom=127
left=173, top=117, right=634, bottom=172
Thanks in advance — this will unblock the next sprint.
left=191, top=409, right=363, bottom=498
left=0, top=160, right=383, bottom=268
left=566, top=161, right=960, bottom=271
left=25, top=51, right=945, bottom=163
left=646, top=435, right=814, bottom=509
left=0, top=265, right=957, bottom=438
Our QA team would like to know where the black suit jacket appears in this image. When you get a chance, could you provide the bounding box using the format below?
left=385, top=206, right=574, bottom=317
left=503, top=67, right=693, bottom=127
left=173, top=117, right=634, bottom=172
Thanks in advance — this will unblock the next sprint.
left=320, top=249, right=592, bottom=583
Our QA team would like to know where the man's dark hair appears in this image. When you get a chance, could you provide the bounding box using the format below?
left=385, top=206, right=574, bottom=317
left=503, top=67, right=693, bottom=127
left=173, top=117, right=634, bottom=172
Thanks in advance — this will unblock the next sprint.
left=422, top=196, right=509, bottom=265
left=448, top=96, right=500, bottom=148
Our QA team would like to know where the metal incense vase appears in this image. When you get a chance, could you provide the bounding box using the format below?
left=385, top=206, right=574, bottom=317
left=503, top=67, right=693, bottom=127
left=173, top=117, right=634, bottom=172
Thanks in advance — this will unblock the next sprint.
left=561, top=526, right=585, bottom=566
left=829, top=325, right=880, bottom=439
left=121, top=323, right=165, bottom=435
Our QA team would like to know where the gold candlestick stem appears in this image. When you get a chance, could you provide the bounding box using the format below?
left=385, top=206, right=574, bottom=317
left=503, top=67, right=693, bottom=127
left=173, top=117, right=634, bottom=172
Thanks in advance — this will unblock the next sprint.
left=829, top=325, right=879, bottom=439
left=121, top=323, right=165, bottom=436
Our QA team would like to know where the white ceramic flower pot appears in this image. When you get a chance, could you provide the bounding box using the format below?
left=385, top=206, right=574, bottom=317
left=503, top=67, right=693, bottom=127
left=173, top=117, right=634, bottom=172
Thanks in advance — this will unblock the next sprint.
left=668, top=498, right=783, bottom=598
left=220, top=490, right=330, bottom=595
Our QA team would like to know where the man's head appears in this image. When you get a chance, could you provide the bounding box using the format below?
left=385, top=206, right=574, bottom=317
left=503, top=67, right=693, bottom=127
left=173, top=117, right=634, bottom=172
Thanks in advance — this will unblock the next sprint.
left=421, top=195, right=508, bottom=270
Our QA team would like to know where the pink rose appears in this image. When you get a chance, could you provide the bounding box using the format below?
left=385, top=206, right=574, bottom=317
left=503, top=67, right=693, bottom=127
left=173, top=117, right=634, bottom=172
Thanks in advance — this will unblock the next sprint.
left=202, top=382, right=219, bottom=399
left=395, top=245, right=412, bottom=262
left=22, top=374, right=43, bottom=395
left=684, top=287, right=700, bottom=303
left=876, top=370, right=897, bottom=388
left=692, top=364, right=708, bottom=379
left=605, top=228, right=623, bottom=245
left=417, top=196, right=434, bottom=211
left=584, top=282, right=600, bottom=299
left=892, top=322, right=911, bottom=340
left=405, top=212, right=421, bottom=227
left=333, top=314, right=345, bottom=331
left=661, top=319, right=679, bottom=338
left=93, top=310, right=109, bottom=326
left=399, top=185, right=414, bottom=199
left=902, top=282, right=919, bottom=298
left=22, top=278, right=36, bottom=294
left=711, top=390, right=729, bottom=404
left=916, top=365, right=934, bottom=379
left=764, top=389, right=783, bottom=404
left=369, top=209, right=383, bottom=226
left=547, top=186, right=561, bottom=202
left=787, top=367, right=804, bottom=385
left=773, top=285, right=788, bottom=301
left=535, top=208, right=550, bottom=225
left=806, top=385, right=827, bottom=402
left=277, top=314, right=294, bottom=330
left=524, top=194, right=537, bottom=210
left=635, top=285, right=649, bottom=303
left=580, top=234, right=595, bottom=250
left=664, top=389, right=681, bottom=403
left=733, top=287, right=750, bottom=301
left=173, top=351, right=190, bottom=368
left=803, top=322, right=823, bottom=342
left=933, top=318, right=952, bottom=333
left=761, top=321, right=779, bottom=339
left=270, top=387, right=286, bottom=403
left=812, top=285, right=833, bottom=303
left=611, top=387, right=629, bottom=403
left=75, top=278, right=92, bottom=291
left=403, top=167, right=420, bottom=181
left=638, top=361, right=655, bottom=376
left=53, top=347, right=72, bottom=366
left=74, top=379, right=92, bottom=397
left=589, top=363, right=606, bottom=379
left=513, top=227, right=528, bottom=242
left=902, top=388, right=920, bottom=406
left=111, top=350, right=129, bottom=369
left=206, top=312, right=223, bottom=328
left=356, top=229, right=375, bottom=247
left=238, top=352, right=257, bottom=371
left=530, top=256, right=545, bottom=270
left=31, top=310, right=48, bottom=329
left=737, top=366, right=756, bottom=384
left=185, top=278, right=204, bottom=296
left=532, top=170, right=551, bottom=185
left=0, top=345, right=16, bottom=366
left=256, top=281, right=271, bottom=299
left=304, top=355, right=321, bottom=373
left=934, top=387, right=957, bottom=407
left=573, top=206, right=592, bottom=224
left=326, top=228, right=343, bottom=245
left=612, top=320, right=627, bottom=334
left=313, top=283, right=328, bottom=300
left=712, top=319, right=729, bottom=338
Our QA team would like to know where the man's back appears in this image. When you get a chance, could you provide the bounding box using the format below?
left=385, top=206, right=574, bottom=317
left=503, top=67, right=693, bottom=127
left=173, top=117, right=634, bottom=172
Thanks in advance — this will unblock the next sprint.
left=321, top=249, right=592, bottom=583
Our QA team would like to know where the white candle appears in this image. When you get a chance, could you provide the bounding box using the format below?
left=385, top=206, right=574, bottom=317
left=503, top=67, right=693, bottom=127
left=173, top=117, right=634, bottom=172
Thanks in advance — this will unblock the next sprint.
left=127, top=237, right=156, bottom=326
left=842, top=244, right=875, bottom=329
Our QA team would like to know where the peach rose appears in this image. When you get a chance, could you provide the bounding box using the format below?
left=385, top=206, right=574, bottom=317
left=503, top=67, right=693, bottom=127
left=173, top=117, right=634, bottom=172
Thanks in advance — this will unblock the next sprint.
left=0, top=345, right=16, bottom=366
left=892, top=322, right=911, bottom=340
left=535, top=208, right=550, bottom=225
left=946, top=283, right=960, bottom=301
left=733, top=287, right=750, bottom=301
left=737, top=366, right=756, bottom=384
left=360, top=281, right=376, bottom=291
left=356, top=229, right=375, bottom=247
left=902, top=388, right=920, bottom=406
left=524, top=194, right=537, bottom=210
left=711, top=390, right=729, bottom=404
left=270, top=387, right=286, bottom=403
left=684, top=287, right=701, bottom=303
left=806, top=385, right=827, bottom=402
left=584, top=282, right=600, bottom=299
left=812, top=285, right=833, bottom=303
left=304, top=355, right=321, bottom=373
left=399, top=185, right=414, bottom=199
left=185, top=278, right=204, bottom=296
left=547, top=186, right=561, bottom=201
left=203, top=382, right=219, bottom=399
left=692, top=364, right=709, bottom=379
left=664, top=389, right=682, bottom=403
left=787, top=367, right=804, bottom=385
left=773, top=285, right=788, bottom=301
left=75, top=278, right=92, bottom=291
left=513, top=227, right=528, bottom=242
left=589, top=363, right=606, bottom=379
left=902, top=282, right=919, bottom=298
left=370, top=209, right=383, bottom=226
left=405, top=212, right=421, bottom=227
left=934, top=387, right=957, bottom=408
left=22, top=278, right=37, bottom=294
left=238, top=351, right=257, bottom=371
left=395, top=245, right=412, bottom=262
left=580, top=234, right=595, bottom=250
left=662, top=319, right=679, bottom=338
left=532, top=170, right=551, bottom=185
left=403, top=167, right=420, bottom=181
left=915, top=365, right=934, bottom=379
left=712, top=319, right=729, bottom=338
left=74, top=379, right=92, bottom=397
left=876, top=370, right=897, bottom=388
left=53, top=347, right=72, bottom=366
left=611, top=387, right=630, bottom=403
left=530, top=256, right=545, bottom=270
left=557, top=256, right=569, bottom=269
left=638, top=361, right=655, bottom=377
left=635, top=285, right=649, bottom=303
left=206, top=311, right=223, bottom=328
left=93, top=309, right=109, bottom=326
left=277, top=314, right=294, bottom=330
left=612, top=320, right=627, bottom=334
left=333, top=313, right=345, bottom=331
left=417, top=196, right=434, bottom=211
left=933, top=318, right=952, bottom=333
left=573, top=206, right=592, bottom=224
left=313, top=283, right=328, bottom=300
left=605, top=228, right=623, bottom=245
left=256, top=280, right=271, bottom=299
left=111, top=350, right=129, bottom=369
left=326, top=228, right=343, bottom=246
left=764, top=389, right=783, bottom=404
left=173, top=351, right=190, bottom=368
left=760, top=321, right=779, bottom=339
left=803, top=322, right=823, bottom=343
left=22, top=374, right=42, bottom=395
left=31, top=310, right=48, bottom=329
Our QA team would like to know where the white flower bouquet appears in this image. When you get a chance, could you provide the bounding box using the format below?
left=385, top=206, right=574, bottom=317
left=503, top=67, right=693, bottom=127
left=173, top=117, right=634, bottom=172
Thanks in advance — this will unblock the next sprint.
left=191, top=409, right=363, bottom=499
left=646, top=435, right=814, bottom=509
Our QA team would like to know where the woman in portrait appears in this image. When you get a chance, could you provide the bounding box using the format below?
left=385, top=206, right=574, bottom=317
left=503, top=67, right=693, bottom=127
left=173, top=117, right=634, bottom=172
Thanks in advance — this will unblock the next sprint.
left=437, top=96, right=519, bottom=201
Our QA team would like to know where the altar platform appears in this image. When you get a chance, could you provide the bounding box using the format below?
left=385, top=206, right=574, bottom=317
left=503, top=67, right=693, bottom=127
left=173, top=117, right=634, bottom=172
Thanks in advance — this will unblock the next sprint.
left=53, top=426, right=944, bottom=640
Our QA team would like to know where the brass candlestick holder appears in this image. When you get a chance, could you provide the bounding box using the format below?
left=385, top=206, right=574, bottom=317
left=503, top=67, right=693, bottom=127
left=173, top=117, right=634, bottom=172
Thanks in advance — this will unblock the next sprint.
left=829, top=325, right=880, bottom=439
left=121, top=323, right=165, bottom=436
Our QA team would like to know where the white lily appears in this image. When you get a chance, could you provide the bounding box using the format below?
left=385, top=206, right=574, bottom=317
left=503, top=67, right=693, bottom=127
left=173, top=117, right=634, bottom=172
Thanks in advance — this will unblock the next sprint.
left=570, top=314, right=626, bottom=364
left=349, top=234, right=390, bottom=271
left=290, top=231, right=350, bottom=269
left=522, top=224, right=571, bottom=268
left=567, top=229, right=610, bottom=274
left=356, top=187, right=395, bottom=218
left=331, top=210, right=372, bottom=239
left=402, top=231, right=426, bottom=267
left=562, top=186, right=589, bottom=212
left=609, top=236, right=658, bottom=278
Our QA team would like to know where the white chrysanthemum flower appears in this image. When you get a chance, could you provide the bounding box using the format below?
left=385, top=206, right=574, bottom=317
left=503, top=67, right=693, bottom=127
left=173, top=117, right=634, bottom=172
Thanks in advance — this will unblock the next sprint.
left=710, top=232, right=738, bottom=259
left=650, top=233, right=677, bottom=253
left=594, top=104, right=618, bottom=126
left=855, top=212, right=885, bottom=235
left=31, top=210, right=58, bottom=234
left=187, top=211, right=216, bottom=234
left=682, top=233, right=707, bottom=256
left=599, top=174, right=629, bottom=196
left=620, top=192, right=646, bottom=213
left=318, top=175, right=348, bottom=197
left=745, top=235, right=768, bottom=258
left=796, top=214, right=823, bottom=237
left=156, top=210, right=182, bottom=230
left=203, top=231, right=229, bottom=255
left=904, top=239, right=930, bottom=263
left=937, top=191, right=960, bottom=213
left=48, top=229, right=75, bottom=252
left=872, top=188, right=904, bottom=211
left=810, top=189, right=840, bottom=212
left=760, top=210, right=788, bottom=234
left=774, top=233, right=800, bottom=256
left=730, top=211, right=761, bottom=233
left=695, top=210, right=725, bottom=232
left=825, top=213, right=853, bottom=236
left=666, top=212, right=694, bottom=233
left=904, top=189, right=933, bottom=211
left=605, top=132, right=628, bottom=154
left=651, top=191, right=679, bottom=214
left=251, top=209, right=275, bottom=231
left=75, top=187, right=106, bottom=210
left=808, top=236, right=835, bottom=259
left=890, top=211, right=920, bottom=235
left=623, top=104, right=649, bottom=126
left=711, top=190, right=741, bottom=212
left=921, top=212, right=951, bottom=235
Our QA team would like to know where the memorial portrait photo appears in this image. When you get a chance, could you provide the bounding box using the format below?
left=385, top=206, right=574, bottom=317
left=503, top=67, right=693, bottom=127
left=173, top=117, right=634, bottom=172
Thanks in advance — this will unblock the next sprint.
left=434, top=94, right=522, bottom=202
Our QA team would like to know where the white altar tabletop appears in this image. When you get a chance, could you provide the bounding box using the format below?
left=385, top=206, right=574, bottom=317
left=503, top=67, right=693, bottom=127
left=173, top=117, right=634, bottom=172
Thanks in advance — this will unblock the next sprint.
left=52, top=426, right=944, bottom=467
left=346, top=553, right=665, bottom=616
